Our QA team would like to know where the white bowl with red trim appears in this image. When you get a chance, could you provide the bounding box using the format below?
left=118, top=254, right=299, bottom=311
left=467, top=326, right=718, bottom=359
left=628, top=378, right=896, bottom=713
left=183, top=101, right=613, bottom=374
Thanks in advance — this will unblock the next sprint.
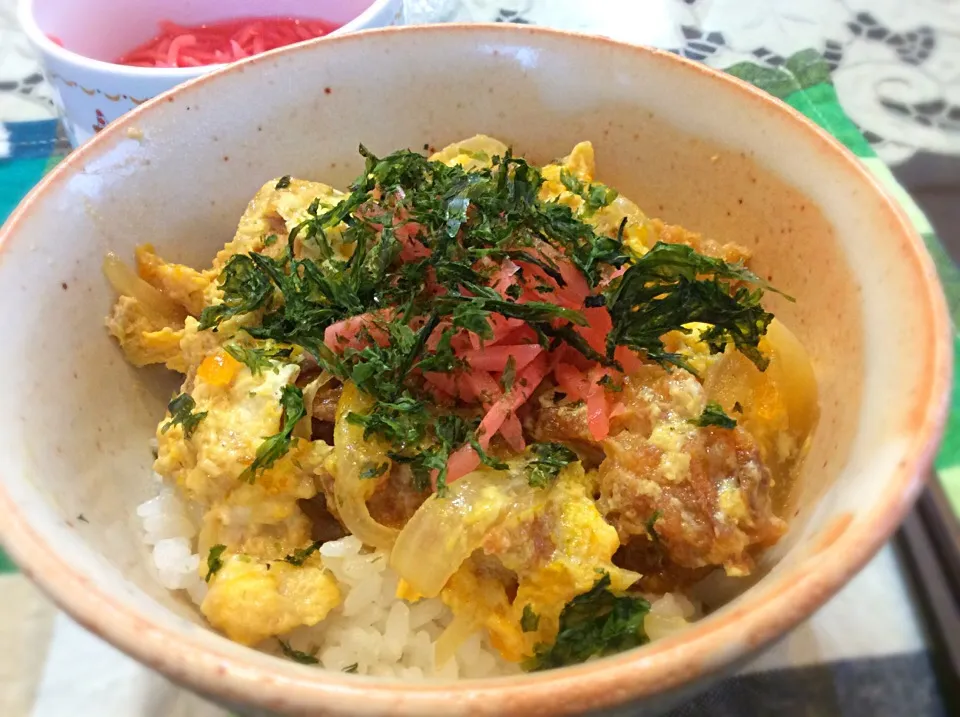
left=19, top=0, right=405, bottom=146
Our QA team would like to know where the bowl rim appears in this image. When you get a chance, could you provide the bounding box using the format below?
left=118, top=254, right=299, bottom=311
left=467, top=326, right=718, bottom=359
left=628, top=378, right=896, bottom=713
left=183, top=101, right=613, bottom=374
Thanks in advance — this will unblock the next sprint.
left=17, top=0, right=399, bottom=79
left=0, top=22, right=951, bottom=716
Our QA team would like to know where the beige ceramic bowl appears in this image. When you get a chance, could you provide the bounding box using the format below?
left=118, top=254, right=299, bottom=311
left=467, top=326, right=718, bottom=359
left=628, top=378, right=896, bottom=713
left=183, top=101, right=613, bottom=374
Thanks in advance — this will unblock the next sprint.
left=0, top=24, right=951, bottom=717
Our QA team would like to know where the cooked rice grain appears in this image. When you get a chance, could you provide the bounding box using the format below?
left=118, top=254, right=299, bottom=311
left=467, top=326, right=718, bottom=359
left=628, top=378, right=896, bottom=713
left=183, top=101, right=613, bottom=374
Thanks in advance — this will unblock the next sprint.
left=136, top=482, right=516, bottom=678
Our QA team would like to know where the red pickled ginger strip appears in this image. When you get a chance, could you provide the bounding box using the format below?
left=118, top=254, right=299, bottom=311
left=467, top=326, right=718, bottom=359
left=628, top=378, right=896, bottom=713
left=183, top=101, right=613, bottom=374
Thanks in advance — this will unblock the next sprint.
left=114, top=16, right=340, bottom=69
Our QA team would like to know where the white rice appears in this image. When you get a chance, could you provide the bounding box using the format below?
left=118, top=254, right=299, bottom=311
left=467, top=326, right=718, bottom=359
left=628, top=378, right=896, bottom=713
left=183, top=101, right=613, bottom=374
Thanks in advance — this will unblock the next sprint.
left=280, top=535, right=515, bottom=678
left=136, top=483, right=209, bottom=605
left=136, top=477, right=516, bottom=678
left=137, top=478, right=695, bottom=678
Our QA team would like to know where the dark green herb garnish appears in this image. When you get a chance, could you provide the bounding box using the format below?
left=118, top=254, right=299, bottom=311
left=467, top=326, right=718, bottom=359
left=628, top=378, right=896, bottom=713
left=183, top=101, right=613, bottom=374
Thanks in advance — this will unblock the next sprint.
left=560, top=169, right=618, bottom=216
left=691, top=401, right=737, bottom=429
left=263, top=234, right=279, bottom=247
left=443, top=289, right=586, bottom=335
left=350, top=395, right=432, bottom=449
left=597, top=374, right=623, bottom=392
left=460, top=148, right=489, bottom=162
left=559, top=169, right=584, bottom=195
left=342, top=663, right=359, bottom=673
left=469, top=435, right=509, bottom=472
left=282, top=541, right=322, bottom=566
left=275, top=175, right=292, bottom=189
left=205, top=544, right=226, bottom=582
left=605, top=242, right=787, bottom=373
left=733, top=401, right=744, bottom=414
left=583, top=183, right=618, bottom=215
left=527, top=573, right=650, bottom=670
left=645, top=510, right=663, bottom=543
left=198, top=254, right=274, bottom=331
left=278, top=639, right=319, bottom=664
left=359, top=461, right=390, bottom=479
left=196, top=145, right=783, bottom=492
left=240, top=385, right=306, bottom=483
left=224, top=342, right=292, bottom=375
left=527, top=442, right=578, bottom=488
left=500, top=355, right=517, bottom=392
left=161, top=393, right=207, bottom=438
left=385, top=413, right=502, bottom=496
left=521, top=605, right=541, bottom=632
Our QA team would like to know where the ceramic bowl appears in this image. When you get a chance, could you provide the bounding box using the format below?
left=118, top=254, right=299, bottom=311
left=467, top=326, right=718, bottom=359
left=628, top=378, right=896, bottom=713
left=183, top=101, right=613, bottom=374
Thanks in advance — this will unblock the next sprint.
left=0, top=24, right=950, bottom=717
left=18, top=0, right=405, bottom=147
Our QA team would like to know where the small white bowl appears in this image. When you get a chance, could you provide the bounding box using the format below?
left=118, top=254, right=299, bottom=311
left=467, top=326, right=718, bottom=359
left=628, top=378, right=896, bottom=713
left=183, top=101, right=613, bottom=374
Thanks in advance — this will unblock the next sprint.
left=18, top=0, right=404, bottom=146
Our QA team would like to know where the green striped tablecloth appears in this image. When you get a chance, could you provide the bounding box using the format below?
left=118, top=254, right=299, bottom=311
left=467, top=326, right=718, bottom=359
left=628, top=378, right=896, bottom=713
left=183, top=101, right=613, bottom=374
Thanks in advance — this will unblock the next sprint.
left=0, top=546, right=17, bottom=573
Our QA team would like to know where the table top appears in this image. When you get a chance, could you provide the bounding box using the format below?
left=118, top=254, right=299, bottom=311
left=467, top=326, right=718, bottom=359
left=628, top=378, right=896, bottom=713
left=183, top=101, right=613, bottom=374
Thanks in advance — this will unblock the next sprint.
left=2, top=1, right=958, bottom=715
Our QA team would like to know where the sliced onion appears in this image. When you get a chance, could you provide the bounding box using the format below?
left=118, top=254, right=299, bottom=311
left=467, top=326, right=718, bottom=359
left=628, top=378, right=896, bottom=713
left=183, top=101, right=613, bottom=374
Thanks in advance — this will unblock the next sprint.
left=332, top=382, right=399, bottom=550
left=435, top=612, right=479, bottom=667
left=704, top=318, right=819, bottom=441
left=102, top=252, right=185, bottom=323
left=295, top=371, right=333, bottom=439
left=703, top=318, right=820, bottom=489
left=763, top=319, right=820, bottom=439
left=643, top=613, right=690, bottom=642
left=389, top=465, right=547, bottom=598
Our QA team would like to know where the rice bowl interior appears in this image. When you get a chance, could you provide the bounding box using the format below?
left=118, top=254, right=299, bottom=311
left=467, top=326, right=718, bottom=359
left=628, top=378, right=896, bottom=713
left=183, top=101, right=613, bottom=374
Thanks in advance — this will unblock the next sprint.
left=106, top=132, right=817, bottom=677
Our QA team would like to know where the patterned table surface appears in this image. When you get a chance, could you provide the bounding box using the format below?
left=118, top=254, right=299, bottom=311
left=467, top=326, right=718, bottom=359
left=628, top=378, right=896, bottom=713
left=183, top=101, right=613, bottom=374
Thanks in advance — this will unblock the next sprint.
left=1, top=1, right=958, bottom=716
left=9, top=0, right=959, bottom=165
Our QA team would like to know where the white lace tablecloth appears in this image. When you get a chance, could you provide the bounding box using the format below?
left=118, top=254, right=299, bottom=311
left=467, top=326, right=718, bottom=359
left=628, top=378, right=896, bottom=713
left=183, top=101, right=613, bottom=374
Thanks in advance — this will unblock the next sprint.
left=1, top=1, right=956, bottom=715
left=7, top=0, right=959, bottom=165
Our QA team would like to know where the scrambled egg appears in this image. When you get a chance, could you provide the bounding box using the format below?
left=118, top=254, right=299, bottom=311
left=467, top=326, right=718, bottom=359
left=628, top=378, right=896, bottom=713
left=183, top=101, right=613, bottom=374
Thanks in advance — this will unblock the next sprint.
left=440, top=465, right=638, bottom=662
left=105, top=295, right=185, bottom=369
left=156, top=355, right=298, bottom=501
left=213, top=176, right=346, bottom=271
left=202, top=555, right=340, bottom=645
left=153, top=346, right=342, bottom=643
left=108, top=176, right=347, bottom=647
left=539, top=141, right=658, bottom=255
left=106, top=175, right=346, bottom=374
